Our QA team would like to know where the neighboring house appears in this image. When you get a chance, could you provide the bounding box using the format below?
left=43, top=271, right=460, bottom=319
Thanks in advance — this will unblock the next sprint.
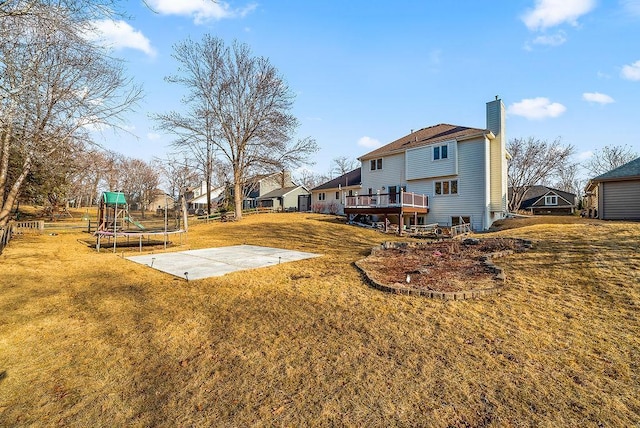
left=258, top=185, right=310, bottom=211
left=311, top=168, right=362, bottom=215
left=509, top=185, right=576, bottom=215
left=584, top=156, right=640, bottom=220
left=148, top=191, right=177, bottom=213
left=344, top=98, right=509, bottom=231
left=185, top=181, right=225, bottom=214
left=242, top=171, right=296, bottom=209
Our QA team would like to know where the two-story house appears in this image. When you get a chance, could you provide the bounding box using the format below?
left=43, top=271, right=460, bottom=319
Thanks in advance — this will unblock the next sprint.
left=345, top=98, right=509, bottom=231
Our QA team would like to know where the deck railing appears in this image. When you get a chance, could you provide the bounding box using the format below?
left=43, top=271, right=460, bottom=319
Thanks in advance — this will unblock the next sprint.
left=345, top=191, right=428, bottom=209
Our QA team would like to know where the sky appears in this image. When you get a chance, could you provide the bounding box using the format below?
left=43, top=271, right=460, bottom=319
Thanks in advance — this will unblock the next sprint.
left=89, top=0, right=640, bottom=179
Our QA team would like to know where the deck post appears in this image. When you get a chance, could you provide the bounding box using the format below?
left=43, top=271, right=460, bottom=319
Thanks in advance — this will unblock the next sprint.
left=399, top=212, right=404, bottom=235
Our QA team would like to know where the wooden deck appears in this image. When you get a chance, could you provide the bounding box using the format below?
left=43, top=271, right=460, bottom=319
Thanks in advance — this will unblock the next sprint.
left=344, top=191, right=429, bottom=234
left=344, top=191, right=428, bottom=214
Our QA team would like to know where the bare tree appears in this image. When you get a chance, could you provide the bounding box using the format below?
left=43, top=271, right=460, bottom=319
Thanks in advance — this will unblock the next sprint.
left=153, top=154, right=200, bottom=201
left=584, top=144, right=639, bottom=177
left=294, top=168, right=329, bottom=190
left=330, top=156, right=358, bottom=178
left=155, top=36, right=318, bottom=220
left=119, top=157, right=159, bottom=219
left=551, top=162, right=586, bottom=203
left=0, top=5, right=142, bottom=226
left=507, top=137, right=574, bottom=212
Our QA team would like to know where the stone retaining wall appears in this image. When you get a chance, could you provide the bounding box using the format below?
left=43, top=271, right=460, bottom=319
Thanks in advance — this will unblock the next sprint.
left=355, top=239, right=532, bottom=300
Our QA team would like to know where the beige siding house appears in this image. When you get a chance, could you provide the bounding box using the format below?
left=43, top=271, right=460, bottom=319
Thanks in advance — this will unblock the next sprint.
left=310, top=168, right=361, bottom=214
left=584, top=157, right=640, bottom=220
left=258, top=185, right=310, bottom=211
left=346, top=98, right=509, bottom=231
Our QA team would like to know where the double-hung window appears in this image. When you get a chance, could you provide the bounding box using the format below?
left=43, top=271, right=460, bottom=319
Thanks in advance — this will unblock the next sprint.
left=370, top=158, right=383, bottom=171
left=433, top=144, right=448, bottom=160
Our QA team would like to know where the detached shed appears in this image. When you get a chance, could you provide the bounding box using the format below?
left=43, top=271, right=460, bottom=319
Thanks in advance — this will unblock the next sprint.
left=585, top=156, right=640, bottom=221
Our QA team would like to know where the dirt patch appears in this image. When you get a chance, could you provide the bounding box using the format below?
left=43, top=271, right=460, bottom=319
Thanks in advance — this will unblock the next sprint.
left=357, top=238, right=531, bottom=295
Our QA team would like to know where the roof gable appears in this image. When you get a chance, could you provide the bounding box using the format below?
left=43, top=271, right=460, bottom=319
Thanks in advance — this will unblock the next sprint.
left=359, top=124, right=488, bottom=159
left=509, top=185, right=576, bottom=209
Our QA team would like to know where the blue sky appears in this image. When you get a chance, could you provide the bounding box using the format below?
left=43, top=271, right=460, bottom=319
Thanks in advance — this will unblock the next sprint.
left=90, top=0, right=640, bottom=178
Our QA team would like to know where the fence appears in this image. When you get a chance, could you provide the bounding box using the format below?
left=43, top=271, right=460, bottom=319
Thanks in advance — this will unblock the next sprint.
left=0, top=221, right=45, bottom=255
left=0, top=223, right=14, bottom=255
left=14, top=220, right=45, bottom=233
left=451, top=222, right=472, bottom=237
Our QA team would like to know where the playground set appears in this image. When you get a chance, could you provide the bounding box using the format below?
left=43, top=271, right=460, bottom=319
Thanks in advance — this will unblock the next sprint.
left=95, top=191, right=187, bottom=252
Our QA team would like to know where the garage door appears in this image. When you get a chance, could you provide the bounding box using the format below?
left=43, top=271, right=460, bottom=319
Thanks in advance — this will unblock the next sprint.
left=602, top=180, right=640, bottom=220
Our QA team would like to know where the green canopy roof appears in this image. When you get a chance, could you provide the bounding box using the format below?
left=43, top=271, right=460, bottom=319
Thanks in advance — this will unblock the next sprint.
left=103, top=192, right=127, bottom=205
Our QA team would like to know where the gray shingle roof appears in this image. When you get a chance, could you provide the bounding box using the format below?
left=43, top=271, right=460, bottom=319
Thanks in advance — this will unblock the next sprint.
left=258, top=186, right=302, bottom=199
left=311, top=168, right=361, bottom=191
left=508, top=185, right=576, bottom=209
left=593, top=156, right=640, bottom=182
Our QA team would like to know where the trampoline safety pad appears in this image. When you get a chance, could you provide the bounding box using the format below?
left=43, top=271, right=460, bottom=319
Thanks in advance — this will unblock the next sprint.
left=126, top=245, right=321, bottom=280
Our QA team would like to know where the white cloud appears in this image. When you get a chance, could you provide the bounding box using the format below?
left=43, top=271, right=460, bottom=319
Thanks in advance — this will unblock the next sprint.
left=357, top=136, right=382, bottom=148
left=532, top=31, right=567, bottom=46
left=522, top=0, right=596, bottom=30
left=508, top=97, right=567, bottom=120
left=621, top=60, right=640, bottom=80
left=582, top=92, right=615, bottom=104
left=577, top=150, right=593, bottom=161
left=86, top=20, right=156, bottom=57
left=621, top=0, right=640, bottom=16
left=147, top=132, right=162, bottom=141
left=146, top=0, right=257, bottom=24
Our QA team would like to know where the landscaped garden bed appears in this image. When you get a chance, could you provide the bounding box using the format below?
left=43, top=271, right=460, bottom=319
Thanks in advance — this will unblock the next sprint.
left=356, top=238, right=532, bottom=299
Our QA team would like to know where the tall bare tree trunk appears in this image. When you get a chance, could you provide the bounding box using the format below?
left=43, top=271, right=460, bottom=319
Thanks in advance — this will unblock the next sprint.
left=0, top=154, right=31, bottom=227
left=234, top=170, right=243, bottom=220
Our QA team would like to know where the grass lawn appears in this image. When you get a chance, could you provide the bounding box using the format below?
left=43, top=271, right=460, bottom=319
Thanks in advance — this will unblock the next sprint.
left=1, top=213, right=639, bottom=426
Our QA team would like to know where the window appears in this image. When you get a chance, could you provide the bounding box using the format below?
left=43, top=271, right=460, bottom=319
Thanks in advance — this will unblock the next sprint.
left=435, top=179, right=458, bottom=195
left=451, top=216, right=471, bottom=226
left=348, top=190, right=353, bottom=196
left=318, top=192, right=326, bottom=201
left=335, top=191, right=340, bottom=200
left=545, top=195, right=558, bottom=205
left=433, top=144, right=448, bottom=160
left=370, top=158, right=383, bottom=171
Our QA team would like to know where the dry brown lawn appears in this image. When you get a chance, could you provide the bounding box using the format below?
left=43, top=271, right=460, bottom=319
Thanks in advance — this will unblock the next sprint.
left=1, top=213, right=639, bottom=427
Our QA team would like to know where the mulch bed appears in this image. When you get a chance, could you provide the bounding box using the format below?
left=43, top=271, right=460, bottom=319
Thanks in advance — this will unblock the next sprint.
left=357, top=238, right=530, bottom=293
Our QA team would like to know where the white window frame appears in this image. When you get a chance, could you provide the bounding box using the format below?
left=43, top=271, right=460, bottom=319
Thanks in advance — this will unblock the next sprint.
left=318, top=192, right=326, bottom=201
left=370, top=158, right=383, bottom=171
left=545, top=195, right=558, bottom=205
left=434, top=179, right=458, bottom=195
left=433, top=144, right=448, bottom=161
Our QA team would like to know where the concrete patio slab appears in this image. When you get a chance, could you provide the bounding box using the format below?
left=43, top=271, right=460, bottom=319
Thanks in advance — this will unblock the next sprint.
left=126, top=245, right=321, bottom=281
